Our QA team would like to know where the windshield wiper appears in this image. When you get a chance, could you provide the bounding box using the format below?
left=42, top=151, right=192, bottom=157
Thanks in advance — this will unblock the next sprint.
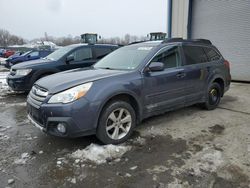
left=97, top=67, right=116, bottom=70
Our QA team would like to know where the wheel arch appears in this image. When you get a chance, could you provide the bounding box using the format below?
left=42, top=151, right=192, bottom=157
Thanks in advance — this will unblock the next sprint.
left=208, top=75, right=225, bottom=97
left=96, top=92, right=142, bottom=128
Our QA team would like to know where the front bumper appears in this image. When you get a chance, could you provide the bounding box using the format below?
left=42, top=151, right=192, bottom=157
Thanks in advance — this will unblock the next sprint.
left=27, top=97, right=99, bottom=138
left=7, top=74, right=32, bottom=91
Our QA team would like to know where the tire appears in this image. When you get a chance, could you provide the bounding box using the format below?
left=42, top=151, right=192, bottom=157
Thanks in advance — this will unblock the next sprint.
left=96, top=100, right=136, bottom=144
left=201, top=82, right=222, bottom=110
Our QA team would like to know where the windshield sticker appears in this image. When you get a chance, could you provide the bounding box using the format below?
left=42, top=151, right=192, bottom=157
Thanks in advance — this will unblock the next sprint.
left=137, top=47, right=153, bottom=51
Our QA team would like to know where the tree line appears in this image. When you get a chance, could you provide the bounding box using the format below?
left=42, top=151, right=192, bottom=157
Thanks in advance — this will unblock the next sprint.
left=0, top=29, right=25, bottom=47
left=0, top=28, right=148, bottom=47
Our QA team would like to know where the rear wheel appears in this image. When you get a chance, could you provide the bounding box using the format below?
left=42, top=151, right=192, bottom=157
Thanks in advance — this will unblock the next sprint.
left=202, top=82, right=222, bottom=110
left=96, top=100, right=136, bottom=144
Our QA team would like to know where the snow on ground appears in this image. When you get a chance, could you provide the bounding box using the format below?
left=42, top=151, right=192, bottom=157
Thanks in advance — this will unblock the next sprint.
left=70, top=143, right=132, bottom=164
left=172, top=147, right=224, bottom=177
left=14, top=153, right=31, bottom=165
left=0, top=70, right=10, bottom=94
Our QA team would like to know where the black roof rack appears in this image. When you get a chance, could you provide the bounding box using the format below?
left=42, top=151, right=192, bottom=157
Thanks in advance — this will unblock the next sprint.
left=162, top=38, right=212, bottom=45
left=128, top=41, right=146, bottom=45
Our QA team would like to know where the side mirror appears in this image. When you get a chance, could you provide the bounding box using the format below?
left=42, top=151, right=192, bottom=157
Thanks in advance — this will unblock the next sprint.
left=66, top=55, right=74, bottom=64
left=27, top=55, right=31, bottom=58
left=147, top=62, right=165, bottom=72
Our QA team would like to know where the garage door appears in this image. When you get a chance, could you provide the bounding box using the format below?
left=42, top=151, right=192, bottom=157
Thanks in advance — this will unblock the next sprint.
left=191, top=0, right=250, bottom=81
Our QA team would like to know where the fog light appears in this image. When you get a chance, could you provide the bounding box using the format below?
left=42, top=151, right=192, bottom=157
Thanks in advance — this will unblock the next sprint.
left=57, top=123, right=66, bottom=133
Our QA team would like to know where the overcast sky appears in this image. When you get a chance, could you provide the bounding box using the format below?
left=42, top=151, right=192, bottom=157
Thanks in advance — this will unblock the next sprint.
left=0, top=0, right=168, bottom=40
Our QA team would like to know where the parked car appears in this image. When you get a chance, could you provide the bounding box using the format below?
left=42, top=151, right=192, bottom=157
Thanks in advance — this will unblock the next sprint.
left=5, top=50, right=53, bottom=68
left=3, top=50, right=15, bottom=58
left=26, top=38, right=231, bottom=144
left=7, top=44, right=119, bottom=91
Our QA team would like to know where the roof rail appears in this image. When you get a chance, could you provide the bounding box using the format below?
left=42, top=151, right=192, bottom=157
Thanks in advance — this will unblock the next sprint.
left=162, top=38, right=212, bottom=45
left=128, top=41, right=146, bottom=45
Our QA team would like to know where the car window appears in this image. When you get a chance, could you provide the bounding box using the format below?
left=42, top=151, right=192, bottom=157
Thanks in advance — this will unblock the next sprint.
left=183, top=45, right=208, bottom=65
left=93, top=47, right=113, bottom=59
left=150, top=46, right=180, bottom=69
left=70, top=47, right=92, bottom=61
left=29, top=51, right=39, bottom=57
left=203, top=47, right=221, bottom=62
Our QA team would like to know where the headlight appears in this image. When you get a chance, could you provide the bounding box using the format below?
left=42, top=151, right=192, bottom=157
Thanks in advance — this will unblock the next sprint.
left=16, top=69, right=32, bottom=76
left=48, top=82, right=93, bottom=104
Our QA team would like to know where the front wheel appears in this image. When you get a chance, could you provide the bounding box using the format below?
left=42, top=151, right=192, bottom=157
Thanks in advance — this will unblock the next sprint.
left=96, top=101, right=136, bottom=144
left=202, top=82, right=222, bottom=110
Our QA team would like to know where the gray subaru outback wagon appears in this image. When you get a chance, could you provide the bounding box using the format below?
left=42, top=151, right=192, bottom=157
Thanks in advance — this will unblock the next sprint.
left=27, top=38, right=231, bottom=144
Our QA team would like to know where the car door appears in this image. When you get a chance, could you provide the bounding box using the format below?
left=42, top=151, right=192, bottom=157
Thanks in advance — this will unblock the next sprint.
left=181, top=45, right=209, bottom=103
left=142, top=45, right=187, bottom=113
left=65, top=47, right=95, bottom=69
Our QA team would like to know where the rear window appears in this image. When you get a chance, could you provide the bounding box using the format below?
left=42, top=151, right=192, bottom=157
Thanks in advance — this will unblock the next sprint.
left=203, top=47, right=221, bottom=61
left=183, top=45, right=208, bottom=65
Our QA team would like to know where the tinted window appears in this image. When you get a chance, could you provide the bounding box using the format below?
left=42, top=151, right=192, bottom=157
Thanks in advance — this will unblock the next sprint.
left=70, top=47, right=92, bottom=61
left=183, top=45, right=208, bottom=65
left=151, top=46, right=179, bottom=69
left=94, top=47, right=112, bottom=59
left=203, top=47, right=221, bottom=61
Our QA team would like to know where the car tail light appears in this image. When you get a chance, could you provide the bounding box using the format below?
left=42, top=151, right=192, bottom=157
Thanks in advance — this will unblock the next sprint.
left=224, top=60, right=230, bottom=70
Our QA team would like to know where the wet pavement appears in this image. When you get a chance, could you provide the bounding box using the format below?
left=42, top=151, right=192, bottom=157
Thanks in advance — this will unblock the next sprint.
left=0, top=66, right=250, bottom=188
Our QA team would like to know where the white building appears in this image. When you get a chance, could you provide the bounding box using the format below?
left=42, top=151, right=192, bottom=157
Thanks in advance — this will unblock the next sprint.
left=168, top=0, right=250, bottom=81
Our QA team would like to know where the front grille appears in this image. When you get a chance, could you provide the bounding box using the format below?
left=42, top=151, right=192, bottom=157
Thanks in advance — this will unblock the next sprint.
left=27, top=103, right=45, bottom=127
left=27, top=85, right=48, bottom=109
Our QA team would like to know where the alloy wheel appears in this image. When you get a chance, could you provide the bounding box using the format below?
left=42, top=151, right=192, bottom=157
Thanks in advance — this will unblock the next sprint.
left=105, top=108, right=132, bottom=140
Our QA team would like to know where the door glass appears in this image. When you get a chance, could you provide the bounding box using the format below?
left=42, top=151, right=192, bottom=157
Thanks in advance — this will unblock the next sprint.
left=183, top=45, right=208, bottom=65
left=94, top=48, right=112, bottom=59
left=70, top=48, right=92, bottom=61
left=151, top=46, right=179, bottom=69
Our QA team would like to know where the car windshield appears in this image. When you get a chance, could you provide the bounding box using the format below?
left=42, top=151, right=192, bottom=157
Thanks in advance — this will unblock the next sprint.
left=94, top=45, right=154, bottom=70
left=44, top=46, right=73, bottom=61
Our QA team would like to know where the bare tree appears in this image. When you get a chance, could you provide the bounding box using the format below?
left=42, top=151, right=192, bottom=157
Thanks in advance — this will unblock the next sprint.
left=0, top=28, right=25, bottom=47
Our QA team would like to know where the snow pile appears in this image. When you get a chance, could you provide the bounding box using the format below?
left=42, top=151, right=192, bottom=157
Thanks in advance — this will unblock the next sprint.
left=70, top=143, right=131, bottom=164
left=14, top=153, right=30, bottom=165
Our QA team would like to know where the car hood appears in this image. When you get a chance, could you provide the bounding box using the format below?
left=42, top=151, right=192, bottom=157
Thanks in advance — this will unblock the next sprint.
left=36, top=68, right=126, bottom=94
left=12, top=58, right=52, bottom=69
